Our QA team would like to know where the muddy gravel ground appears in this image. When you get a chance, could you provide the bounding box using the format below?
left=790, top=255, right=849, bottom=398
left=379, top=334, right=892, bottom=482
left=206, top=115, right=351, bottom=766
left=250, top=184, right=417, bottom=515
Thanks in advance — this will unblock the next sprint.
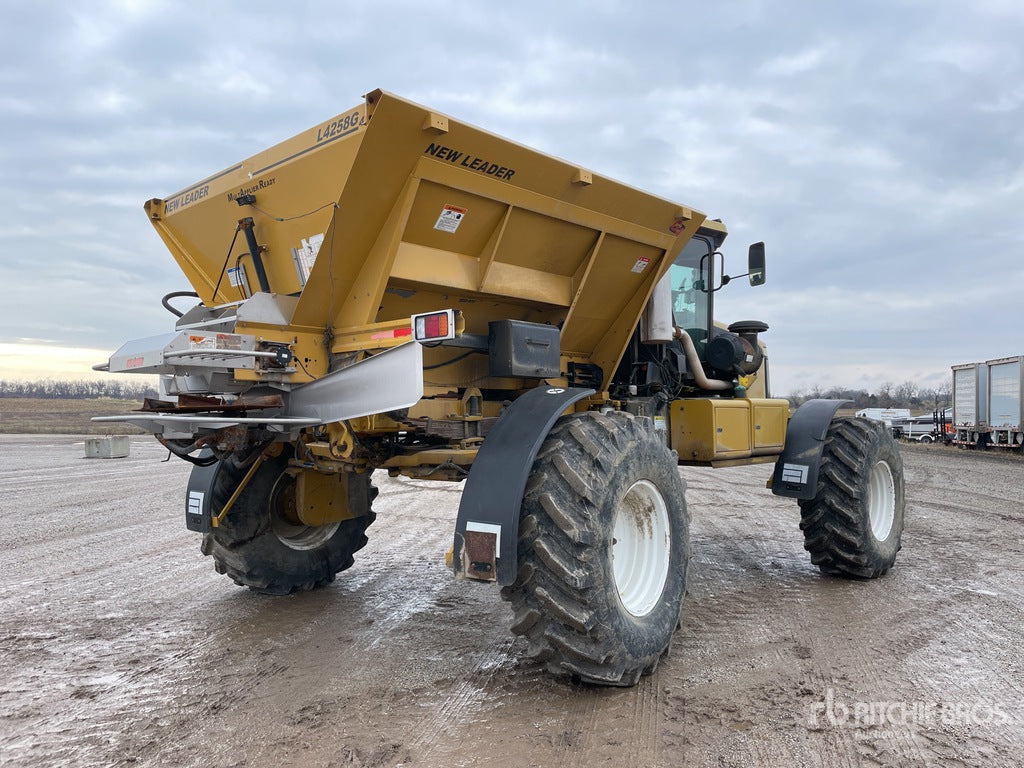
left=1, top=435, right=1021, bottom=767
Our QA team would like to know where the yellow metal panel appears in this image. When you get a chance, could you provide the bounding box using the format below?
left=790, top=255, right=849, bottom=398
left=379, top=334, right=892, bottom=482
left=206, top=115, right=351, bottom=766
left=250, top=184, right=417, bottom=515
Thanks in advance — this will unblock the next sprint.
left=671, top=399, right=752, bottom=462
left=328, top=318, right=417, bottom=354
left=148, top=103, right=367, bottom=305
left=294, top=469, right=367, bottom=526
left=481, top=262, right=572, bottom=307
left=230, top=327, right=327, bottom=383
left=391, top=242, right=480, bottom=293
left=561, top=233, right=666, bottom=353
left=402, top=180, right=512, bottom=258
left=489, top=207, right=597, bottom=278
left=334, top=174, right=422, bottom=328
left=389, top=242, right=572, bottom=306
left=751, top=398, right=789, bottom=455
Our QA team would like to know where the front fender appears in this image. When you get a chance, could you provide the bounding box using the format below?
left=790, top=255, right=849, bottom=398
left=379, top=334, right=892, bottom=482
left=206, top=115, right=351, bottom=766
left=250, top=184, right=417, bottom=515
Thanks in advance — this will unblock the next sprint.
left=770, top=398, right=851, bottom=500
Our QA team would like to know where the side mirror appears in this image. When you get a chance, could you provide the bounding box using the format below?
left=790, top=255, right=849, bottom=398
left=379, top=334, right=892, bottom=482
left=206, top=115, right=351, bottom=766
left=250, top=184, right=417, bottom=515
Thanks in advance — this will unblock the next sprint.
left=748, top=242, right=766, bottom=286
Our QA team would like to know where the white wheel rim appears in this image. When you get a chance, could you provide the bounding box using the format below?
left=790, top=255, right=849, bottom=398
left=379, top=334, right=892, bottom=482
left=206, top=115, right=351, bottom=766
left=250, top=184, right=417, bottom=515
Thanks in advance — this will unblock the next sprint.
left=272, top=517, right=340, bottom=551
left=868, top=460, right=896, bottom=541
left=612, top=480, right=671, bottom=617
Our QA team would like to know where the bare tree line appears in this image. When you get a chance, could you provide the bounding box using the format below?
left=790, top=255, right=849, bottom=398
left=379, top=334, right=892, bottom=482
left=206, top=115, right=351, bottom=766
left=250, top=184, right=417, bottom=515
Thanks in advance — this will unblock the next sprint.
left=785, top=378, right=953, bottom=412
left=0, top=380, right=158, bottom=400
left=3, top=376, right=952, bottom=412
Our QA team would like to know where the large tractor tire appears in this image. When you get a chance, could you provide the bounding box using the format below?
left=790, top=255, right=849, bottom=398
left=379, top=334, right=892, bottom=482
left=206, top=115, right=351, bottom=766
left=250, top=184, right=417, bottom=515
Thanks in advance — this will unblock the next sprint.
left=798, top=417, right=904, bottom=578
left=201, top=449, right=377, bottom=595
left=501, top=411, right=689, bottom=686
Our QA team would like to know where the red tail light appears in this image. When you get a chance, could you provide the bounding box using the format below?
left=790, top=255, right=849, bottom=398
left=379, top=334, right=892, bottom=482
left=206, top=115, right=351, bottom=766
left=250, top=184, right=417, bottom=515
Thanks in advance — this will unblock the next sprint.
left=412, top=310, right=456, bottom=342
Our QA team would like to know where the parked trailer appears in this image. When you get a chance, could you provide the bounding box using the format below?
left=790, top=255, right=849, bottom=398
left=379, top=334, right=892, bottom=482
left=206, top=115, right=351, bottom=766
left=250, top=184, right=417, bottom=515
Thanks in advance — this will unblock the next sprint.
left=890, top=408, right=952, bottom=444
left=891, top=414, right=942, bottom=443
left=855, top=408, right=910, bottom=425
left=952, top=363, right=988, bottom=446
left=986, top=356, right=1024, bottom=449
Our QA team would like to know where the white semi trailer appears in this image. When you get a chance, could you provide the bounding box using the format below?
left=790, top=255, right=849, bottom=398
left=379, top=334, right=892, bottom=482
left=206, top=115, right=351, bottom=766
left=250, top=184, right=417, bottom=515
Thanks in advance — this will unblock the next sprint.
left=985, top=356, right=1024, bottom=449
left=952, top=357, right=1024, bottom=450
left=952, top=362, right=989, bottom=446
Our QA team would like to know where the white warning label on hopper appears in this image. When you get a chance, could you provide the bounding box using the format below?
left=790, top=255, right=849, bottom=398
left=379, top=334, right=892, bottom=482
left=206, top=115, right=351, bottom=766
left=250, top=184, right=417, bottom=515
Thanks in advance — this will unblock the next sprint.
left=434, top=204, right=466, bottom=233
left=631, top=257, right=651, bottom=273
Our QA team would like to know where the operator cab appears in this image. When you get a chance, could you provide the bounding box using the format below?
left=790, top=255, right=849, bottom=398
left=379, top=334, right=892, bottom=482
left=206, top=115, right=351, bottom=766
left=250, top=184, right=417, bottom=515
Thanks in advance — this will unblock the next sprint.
left=624, top=225, right=769, bottom=400
left=668, top=225, right=767, bottom=354
left=668, top=227, right=724, bottom=350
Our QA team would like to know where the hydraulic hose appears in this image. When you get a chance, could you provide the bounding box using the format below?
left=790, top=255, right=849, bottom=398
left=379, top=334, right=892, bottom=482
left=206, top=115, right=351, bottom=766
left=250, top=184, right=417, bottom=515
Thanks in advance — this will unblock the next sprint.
left=161, top=291, right=200, bottom=318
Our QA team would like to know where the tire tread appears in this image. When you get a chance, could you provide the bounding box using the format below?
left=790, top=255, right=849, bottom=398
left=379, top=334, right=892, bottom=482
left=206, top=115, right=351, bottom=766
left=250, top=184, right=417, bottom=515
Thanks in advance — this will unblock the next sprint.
left=798, top=417, right=904, bottom=578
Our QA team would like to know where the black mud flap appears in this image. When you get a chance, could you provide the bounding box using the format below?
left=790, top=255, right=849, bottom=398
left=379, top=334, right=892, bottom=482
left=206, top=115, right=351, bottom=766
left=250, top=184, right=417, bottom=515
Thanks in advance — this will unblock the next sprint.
left=453, top=386, right=595, bottom=585
left=770, top=399, right=851, bottom=500
left=184, top=454, right=221, bottom=533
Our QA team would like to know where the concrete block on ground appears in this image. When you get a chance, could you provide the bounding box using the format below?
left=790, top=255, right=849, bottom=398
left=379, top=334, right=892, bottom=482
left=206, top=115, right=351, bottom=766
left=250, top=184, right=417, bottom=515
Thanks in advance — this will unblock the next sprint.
left=85, top=435, right=130, bottom=459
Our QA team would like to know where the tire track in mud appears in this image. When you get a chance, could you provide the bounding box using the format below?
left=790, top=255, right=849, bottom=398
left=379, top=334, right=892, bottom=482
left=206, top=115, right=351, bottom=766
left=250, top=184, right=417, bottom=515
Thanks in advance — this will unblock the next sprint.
left=786, top=448, right=1023, bottom=768
left=901, top=602, right=1024, bottom=766
left=493, top=676, right=656, bottom=768
left=674, top=460, right=938, bottom=767
left=627, top=674, right=664, bottom=768
left=788, top=580, right=939, bottom=764
left=406, top=639, right=518, bottom=760
left=801, top=647, right=935, bottom=768
left=0, top=447, right=473, bottom=767
left=142, top=470, right=503, bottom=767
left=354, top=473, right=599, bottom=765
left=5, top=437, right=1024, bottom=767
left=0, top=439, right=205, bottom=767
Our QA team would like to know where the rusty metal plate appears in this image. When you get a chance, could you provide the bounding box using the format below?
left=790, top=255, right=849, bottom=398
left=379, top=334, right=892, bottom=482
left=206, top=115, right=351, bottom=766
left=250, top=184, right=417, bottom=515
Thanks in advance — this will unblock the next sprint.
left=463, top=530, right=498, bottom=581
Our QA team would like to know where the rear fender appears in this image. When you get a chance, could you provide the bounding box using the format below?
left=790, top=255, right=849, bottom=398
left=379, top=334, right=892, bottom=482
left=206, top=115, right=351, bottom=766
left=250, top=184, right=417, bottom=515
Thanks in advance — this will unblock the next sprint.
left=184, top=455, right=221, bottom=532
left=453, top=386, right=595, bottom=584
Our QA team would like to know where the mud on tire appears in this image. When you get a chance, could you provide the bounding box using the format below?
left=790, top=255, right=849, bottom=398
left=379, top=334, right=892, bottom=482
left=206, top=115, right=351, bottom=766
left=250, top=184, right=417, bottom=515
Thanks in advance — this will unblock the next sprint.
left=799, top=417, right=904, bottom=578
left=201, top=449, right=377, bottom=595
left=501, top=411, right=689, bottom=686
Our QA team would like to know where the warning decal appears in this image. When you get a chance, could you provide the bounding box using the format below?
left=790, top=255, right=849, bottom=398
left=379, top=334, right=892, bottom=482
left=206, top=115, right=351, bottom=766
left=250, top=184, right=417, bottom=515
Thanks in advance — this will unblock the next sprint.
left=631, top=257, right=651, bottom=274
left=187, top=491, right=204, bottom=517
left=434, top=204, right=467, bottom=233
left=189, top=335, right=216, bottom=351
left=188, top=334, right=243, bottom=351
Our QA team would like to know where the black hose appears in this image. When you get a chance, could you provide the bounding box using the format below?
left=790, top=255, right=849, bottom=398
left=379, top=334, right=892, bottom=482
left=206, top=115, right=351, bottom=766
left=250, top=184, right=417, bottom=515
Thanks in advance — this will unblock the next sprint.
left=423, top=350, right=480, bottom=370
left=161, top=291, right=200, bottom=318
left=155, top=434, right=219, bottom=466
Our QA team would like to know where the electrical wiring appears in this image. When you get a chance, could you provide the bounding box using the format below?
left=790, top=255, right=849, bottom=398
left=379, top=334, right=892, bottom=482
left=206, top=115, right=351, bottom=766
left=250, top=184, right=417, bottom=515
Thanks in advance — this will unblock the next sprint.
left=249, top=201, right=337, bottom=222
left=211, top=226, right=242, bottom=300
left=423, top=350, right=478, bottom=370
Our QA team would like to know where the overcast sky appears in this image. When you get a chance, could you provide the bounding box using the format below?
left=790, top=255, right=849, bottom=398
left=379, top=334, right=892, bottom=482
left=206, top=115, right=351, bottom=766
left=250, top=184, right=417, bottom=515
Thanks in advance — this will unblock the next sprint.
left=1, top=0, right=1021, bottom=397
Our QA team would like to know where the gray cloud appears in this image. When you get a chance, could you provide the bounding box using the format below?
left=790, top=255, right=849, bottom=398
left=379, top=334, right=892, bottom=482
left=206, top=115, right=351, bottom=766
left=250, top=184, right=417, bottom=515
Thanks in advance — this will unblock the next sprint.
left=1, top=0, right=1021, bottom=394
